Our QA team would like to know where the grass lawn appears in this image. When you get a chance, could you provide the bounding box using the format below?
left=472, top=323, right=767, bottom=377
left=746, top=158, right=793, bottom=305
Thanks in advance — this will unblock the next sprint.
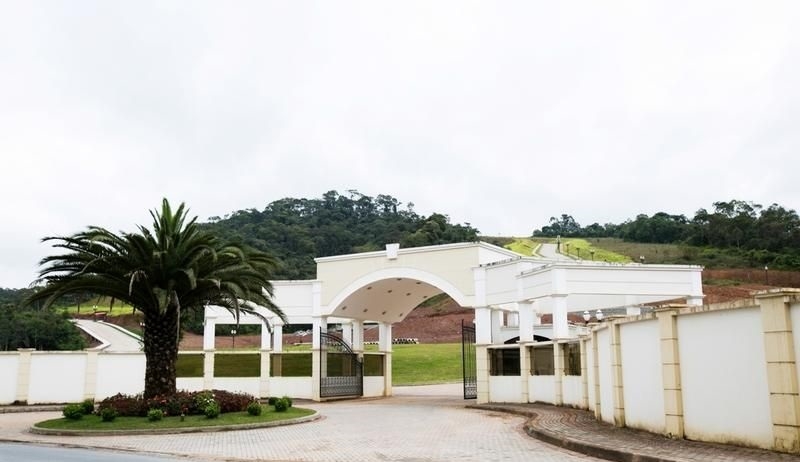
left=586, top=238, right=687, bottom=264
left=36, top=406, right=314, bottom=431
left=505, top=238, right=541, bottom=256
left=392, top=343, right=463, bottom=385
left=562, top=238, right=631, bottom=263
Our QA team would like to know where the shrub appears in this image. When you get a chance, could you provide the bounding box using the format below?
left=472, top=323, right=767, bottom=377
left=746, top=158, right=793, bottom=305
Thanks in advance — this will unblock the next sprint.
left=98, top=393, right=148, bottom=417
left=204, top=402, right=221, bottom=419
left=274, top=398, right=289, bottom=412
left=194, top=391, right=215, bottom=411
left=147, top=409, right=164, bottom=422
left=80, top=399, right=95, bottom=415
left=281, top=396, right=293, bottom=408
left=62, top=404, right=84, bottom=420
left=212, top=389, right=253, bottom=413
left=99, top=406, right=118, bottom=422
left=267, top=396, right=278, bottom=405
left=246, top=401, right=262, bottom=416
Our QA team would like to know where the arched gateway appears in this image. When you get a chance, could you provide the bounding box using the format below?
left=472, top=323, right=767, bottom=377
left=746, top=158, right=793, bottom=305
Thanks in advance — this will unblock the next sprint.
left=203, top=242, right=703, bottom=404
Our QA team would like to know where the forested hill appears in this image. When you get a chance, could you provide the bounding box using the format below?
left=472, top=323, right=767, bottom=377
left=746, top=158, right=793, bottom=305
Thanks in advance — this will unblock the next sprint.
left=201, top=190, right=479, bottom=279
left=535, top=200, right=800, bottom=269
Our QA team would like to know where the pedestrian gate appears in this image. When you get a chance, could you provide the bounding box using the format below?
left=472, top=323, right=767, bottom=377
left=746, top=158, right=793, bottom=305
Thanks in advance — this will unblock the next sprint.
left=320, top=329, right=363, bottom=398
left=461, top=320, right=477, bottom=399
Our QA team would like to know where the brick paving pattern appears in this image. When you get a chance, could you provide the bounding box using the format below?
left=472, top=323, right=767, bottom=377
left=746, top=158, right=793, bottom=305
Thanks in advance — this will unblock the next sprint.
left=474, top=403, right=800, bottom=462
left=0, top=386, right=603, bottom=462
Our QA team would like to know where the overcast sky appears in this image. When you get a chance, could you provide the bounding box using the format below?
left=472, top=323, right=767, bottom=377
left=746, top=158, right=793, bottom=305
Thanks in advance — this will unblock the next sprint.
left=1, top=1, right=799, bottom=288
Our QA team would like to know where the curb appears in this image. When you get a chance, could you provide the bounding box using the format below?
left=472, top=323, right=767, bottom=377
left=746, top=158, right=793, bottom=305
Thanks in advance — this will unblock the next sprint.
left=469, top=404, right=676, bottom=462
left=29, top=410, right=320, bottom=436
left=0, top=406, right=63, bottom=414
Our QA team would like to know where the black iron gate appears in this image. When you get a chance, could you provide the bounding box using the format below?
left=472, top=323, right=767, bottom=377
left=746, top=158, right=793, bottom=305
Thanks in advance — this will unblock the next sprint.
left=461, top=320, right=477, bottom=399
left=320, top=329, right=363, bottom=398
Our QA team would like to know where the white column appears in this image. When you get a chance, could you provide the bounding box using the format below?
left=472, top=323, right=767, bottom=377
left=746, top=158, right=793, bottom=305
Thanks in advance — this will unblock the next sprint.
left=378, top=322, right=393, bottom=352
left=352, top=320, right=364, bottom=352
left=519, top=302, right=534, bottom=343
left=491, top=309, right=503, bottom=344
left=260, top=321, right=272, bottom=350
left=273, top=321, right=284, bottom=353
left=474, top=306, right=492, bottom=345
left=83, top=350, right=99, bottom=401
left=311, top=316, right=327, bottom=401
left=203, top=315, right=217, bottom=351
left=552, top=295, right=569, bottom=339
left=203, top=351, right=215, bottom=389
left=15, top=348, right=34, bottom=404
left=342, top=321, right=353, bottom=346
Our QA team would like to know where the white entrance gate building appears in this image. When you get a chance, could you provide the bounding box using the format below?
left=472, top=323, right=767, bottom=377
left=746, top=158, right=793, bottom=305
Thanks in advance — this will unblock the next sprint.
left=203, top=241, right=703, bottom=403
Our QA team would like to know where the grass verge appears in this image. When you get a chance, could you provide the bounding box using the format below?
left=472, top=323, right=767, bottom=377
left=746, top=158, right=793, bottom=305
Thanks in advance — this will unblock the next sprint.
left=36, top=406, right=314, bottom=431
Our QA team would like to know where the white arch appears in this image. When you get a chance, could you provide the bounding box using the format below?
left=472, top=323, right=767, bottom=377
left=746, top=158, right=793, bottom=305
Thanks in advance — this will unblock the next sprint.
left=323, top=266, right=471, bottom=316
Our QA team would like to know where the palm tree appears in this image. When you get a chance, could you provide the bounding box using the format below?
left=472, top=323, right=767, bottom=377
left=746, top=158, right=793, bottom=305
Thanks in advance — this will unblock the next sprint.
left=25, top=199, right=284, bottom=398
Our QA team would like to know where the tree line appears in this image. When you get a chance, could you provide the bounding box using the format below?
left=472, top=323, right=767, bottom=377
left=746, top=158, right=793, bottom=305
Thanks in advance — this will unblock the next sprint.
left=534, top=199, right=800, bottom=268
left=203, top=190, right=479, bottom=279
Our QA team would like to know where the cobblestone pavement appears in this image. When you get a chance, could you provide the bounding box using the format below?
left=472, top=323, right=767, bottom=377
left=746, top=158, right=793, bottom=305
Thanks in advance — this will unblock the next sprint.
left=0, top=385, right=603, bottom=462
left=475, top=403, right=800, bottom=462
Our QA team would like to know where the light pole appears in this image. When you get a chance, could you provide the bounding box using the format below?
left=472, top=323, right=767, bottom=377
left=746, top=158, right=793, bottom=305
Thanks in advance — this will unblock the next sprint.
left=231, top=329, right=237, bottom=349
left=577, top=248, right=581, bottom=259
left=590, top=250, right=595, bottom=261
left=583, top=310, right=591, bottom=325
left=764, top=266, right=769, bottom=285
left=595, top=309, right=604, bottom=321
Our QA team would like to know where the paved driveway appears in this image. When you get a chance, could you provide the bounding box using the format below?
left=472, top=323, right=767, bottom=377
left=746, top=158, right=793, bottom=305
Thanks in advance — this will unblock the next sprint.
left=0, top=384, right=602, bottom=462
left=74, top=320, right=142, bottom=352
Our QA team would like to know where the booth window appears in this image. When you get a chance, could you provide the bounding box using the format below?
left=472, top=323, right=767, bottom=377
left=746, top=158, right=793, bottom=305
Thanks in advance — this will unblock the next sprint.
left=489, top=348, right=521, bottom=376
left=530, top=345, right=554, bottom=375
left=563, top=343, right=581, bottom=376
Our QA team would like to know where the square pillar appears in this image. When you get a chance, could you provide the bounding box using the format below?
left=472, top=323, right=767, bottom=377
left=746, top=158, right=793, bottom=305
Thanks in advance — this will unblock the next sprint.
left=476, top=345, right=490, bottom=403
left=580, top=337, right=589, bottom=410
left=520, top=345, right=530, bottom=402
left=15, top=348, right=35, bottom=404
left=592, top=328, right=601, bottom=418
left=273, top=322, right=284, bottom=353
left=552, top=295, right=569, bottom=339
left=491, top=309, right=504, bottom=344
left=379, top=322, right=393, bottom=352
left=352, top=320, right=364, bottom=352
left=518, top=302, right=534, bottom=343
left=259, top=350, right=271, bottom=398
left=554, top=341, right=564, bottom=405
left=610, top=322, right=625, bottom=427
left=203, top=316, right=217, bottom=350
left=474, top=307, right=492, bottom=345
left=657, top=307, right=684, bottom=439
left=260, top=321, right=272, bottom=350
left=342, top=322, right=353, bottom=346
left=203, top=351, right=215, bottom=390
left=756, top=290, right=800, bottom=453
left=83, top=350, right=99, bottom=401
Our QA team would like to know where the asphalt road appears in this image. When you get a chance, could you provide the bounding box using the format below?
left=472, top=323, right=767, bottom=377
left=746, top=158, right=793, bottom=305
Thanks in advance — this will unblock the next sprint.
left=73, top=320, right=142, bottom=352
left=0, top=443, right=181, bottom=462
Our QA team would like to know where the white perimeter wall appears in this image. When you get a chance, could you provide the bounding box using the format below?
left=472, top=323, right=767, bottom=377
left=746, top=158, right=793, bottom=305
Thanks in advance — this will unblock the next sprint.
left=0, top=355, right=19, bottom=403
left=529, top=375, right=556, bottom=404
left=96, top=353, right=145, bottom=399
left=28, top=353, right=86, bottom=404
left=489, top=376, right=523, bottom=403
left=596, top=328, right=614, bottom=423
left=364, top=376, right=385, bottom=398
left=678, top=308, right=773, bottom=449
left=269, top=377, right=313, bottom=400
left=619, top=320, right=665, bottom=433
left=562, top=376, right=582, bottom=407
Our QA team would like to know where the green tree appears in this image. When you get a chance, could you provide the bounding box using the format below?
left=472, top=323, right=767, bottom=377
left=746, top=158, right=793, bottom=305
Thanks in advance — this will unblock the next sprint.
left=25, top=199, right=285, bottom=398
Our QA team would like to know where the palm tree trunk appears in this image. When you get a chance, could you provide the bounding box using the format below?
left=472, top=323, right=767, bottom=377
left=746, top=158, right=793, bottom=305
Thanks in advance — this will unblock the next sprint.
left=143, top=308, right=179, bottom=398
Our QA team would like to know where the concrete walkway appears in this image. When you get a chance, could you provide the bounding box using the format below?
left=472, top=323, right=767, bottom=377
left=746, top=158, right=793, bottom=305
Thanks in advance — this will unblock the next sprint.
left=537, top=243, right=572, bottom=260
left=74, top=320, right=142, bottom=352
left=474, top=403, right=800, bottom=462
